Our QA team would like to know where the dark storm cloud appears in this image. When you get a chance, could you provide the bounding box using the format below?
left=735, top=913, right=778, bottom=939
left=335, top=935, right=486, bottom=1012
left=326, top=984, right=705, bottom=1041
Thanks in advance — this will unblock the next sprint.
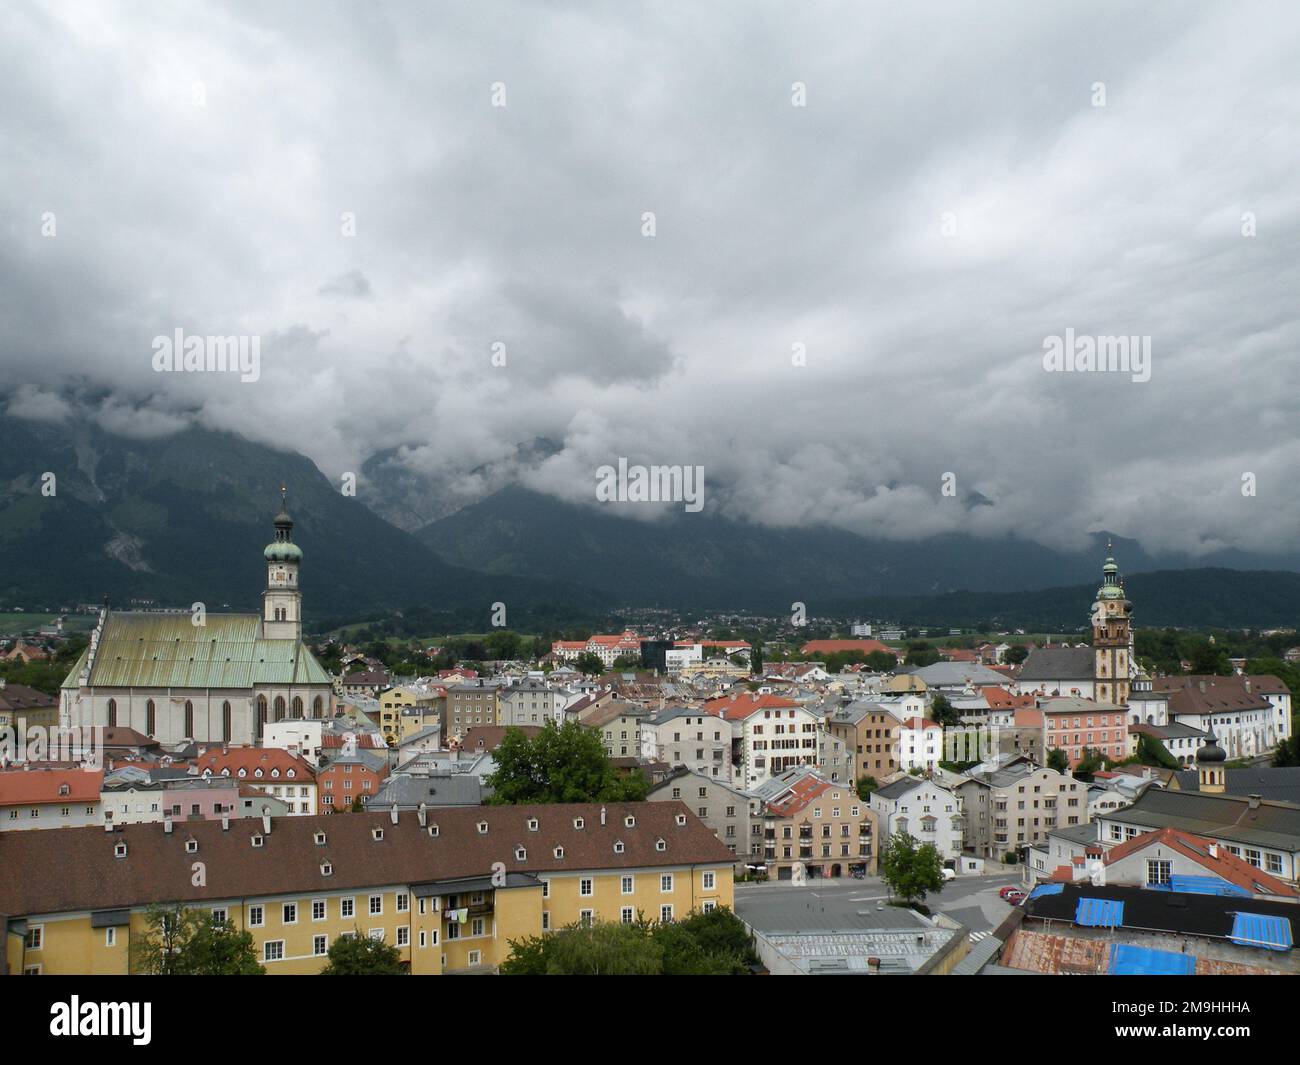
left=1, top=0, right=1298, bottom=554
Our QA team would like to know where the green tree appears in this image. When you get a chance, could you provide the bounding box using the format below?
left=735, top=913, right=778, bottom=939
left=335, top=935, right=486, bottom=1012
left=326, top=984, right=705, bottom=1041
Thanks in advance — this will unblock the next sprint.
left=855, top=775, right=879, bottom=801
left=575, top=652, right=605, bottom=676
left=501, top=909, right=755, bottom=976
left=131, top=906, right=265, bottom=975
left=865, top=650, right=897, bottom=672
left=1188, top=640, right=1231, bottom=676
left=505, top=920, right=662, bottom=975
left=1004, top=644, right=1030, bottom=665
left=904, top=643, right=941, bottom=668
left=321, top=932, right=406, bottom=975
left=1135, top=732, right=1180, bottom=770
left=131, top=905, right=208, bottom=975
left=879, top=831, right=945, bottom=905
left=486, top=721, right=649, bottom=804
left=669, top=906, right=757, bottom=970
left=930, top=693, right=960, bottom=727
left=1073, top=746, right=1108, bottom=781
left=1273, top=731, right=1300, bottom=768
left=183, top=919, right=266, bottom=975
left=1046, top=748, right=1070, bottom=775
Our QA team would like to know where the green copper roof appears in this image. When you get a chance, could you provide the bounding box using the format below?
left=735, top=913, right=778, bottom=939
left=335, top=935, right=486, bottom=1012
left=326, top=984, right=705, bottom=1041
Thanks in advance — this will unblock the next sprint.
left=264, top=541, right=303, bottom=562
left=61, top=612, right=330, bottom=690
left=1097, top=549, right=1127, bottom=600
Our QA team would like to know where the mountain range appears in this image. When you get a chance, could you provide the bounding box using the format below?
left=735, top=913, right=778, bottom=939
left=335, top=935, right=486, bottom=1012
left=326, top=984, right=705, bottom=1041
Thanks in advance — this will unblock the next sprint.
left=3, top=418, right=1299, bottom=631
left=0, top=419, right=600, bottom=627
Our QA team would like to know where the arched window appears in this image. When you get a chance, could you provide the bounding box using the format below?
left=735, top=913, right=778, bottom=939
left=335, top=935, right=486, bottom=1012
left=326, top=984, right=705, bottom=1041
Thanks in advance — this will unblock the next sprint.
left=107, top=698, right=117, bottom=728
left=292, top=696, right=303, bottom=719
left=146, top=699, right=156, bottom=736
left=184, top=700, right=194, bottom=738
left=256, top=695, right=268, bottom=739
left=222, top=701, right=232, bottom=742
left=274, top=696, right=286, bottom=721
left=312, top=695, right=323, bottom=717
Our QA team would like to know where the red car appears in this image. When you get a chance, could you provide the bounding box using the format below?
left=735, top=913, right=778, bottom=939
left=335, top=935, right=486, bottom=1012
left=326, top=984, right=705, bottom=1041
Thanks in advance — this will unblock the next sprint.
left=999, top=886, right=1028, bottom=904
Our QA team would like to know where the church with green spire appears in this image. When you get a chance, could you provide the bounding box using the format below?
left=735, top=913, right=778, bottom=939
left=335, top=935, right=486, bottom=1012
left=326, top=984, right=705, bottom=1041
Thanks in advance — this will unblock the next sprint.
left=1091, top=541, right=1135, bottom=706
left=60, top=489, right=333, bottom=746
left=1016, top=546, right=1138, bottom=704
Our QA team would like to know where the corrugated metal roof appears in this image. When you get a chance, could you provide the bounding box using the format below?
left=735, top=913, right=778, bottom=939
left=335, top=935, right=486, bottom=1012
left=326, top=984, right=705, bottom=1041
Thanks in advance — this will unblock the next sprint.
left=951, top=935, right=1003, bottom=975
left=1229, top=912, right=1293, bottom=951
left=1108, top=943, right=1195, bottom=975
left=1075, top=897, right=1125, bottom=927
left=62, top=612, right=330, bottom=690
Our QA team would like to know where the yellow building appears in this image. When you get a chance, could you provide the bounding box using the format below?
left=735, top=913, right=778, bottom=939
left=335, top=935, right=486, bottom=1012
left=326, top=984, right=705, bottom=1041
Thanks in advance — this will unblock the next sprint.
left=0, top=802, right=733, bottom=975
left=375, top=686, right=445, bottom=745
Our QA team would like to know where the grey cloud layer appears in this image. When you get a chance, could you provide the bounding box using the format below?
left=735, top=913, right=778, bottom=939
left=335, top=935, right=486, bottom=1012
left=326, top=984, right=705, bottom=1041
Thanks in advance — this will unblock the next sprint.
left=2, top=0, right=1298, bottom=554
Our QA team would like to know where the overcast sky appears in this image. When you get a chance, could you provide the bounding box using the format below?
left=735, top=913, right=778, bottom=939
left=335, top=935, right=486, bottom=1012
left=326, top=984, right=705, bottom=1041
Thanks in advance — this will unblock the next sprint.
left=3, top=1, right=1299, bottom=554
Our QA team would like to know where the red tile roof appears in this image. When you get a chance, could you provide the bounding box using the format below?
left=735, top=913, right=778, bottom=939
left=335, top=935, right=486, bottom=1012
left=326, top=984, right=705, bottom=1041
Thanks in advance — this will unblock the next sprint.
left=703, top=692, right=800, bottom=721
left=981, top=686, right=1036, bottom=710
left=0, top=767, right=104, bottom=807
left=766, top=775, right=835, bottom=818
left=193, top=747, right=316, bottom=782
left=799, top=639, right=891, bottom=656
left=1104, top=827, right=1300, bottom=898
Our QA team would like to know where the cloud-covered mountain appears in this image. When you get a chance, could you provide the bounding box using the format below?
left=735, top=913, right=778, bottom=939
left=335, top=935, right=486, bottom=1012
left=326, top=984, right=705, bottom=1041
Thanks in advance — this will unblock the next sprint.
left=3, top=3, right=1299, bottom=565
left=0, top=418, right=602, bottom=625
left=415, top=484, right=1300, bottom=612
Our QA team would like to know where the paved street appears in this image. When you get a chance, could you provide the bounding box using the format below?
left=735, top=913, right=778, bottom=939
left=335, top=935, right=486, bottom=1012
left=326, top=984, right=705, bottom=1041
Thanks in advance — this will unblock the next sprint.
left=735, top=871, right=1027, bottom=937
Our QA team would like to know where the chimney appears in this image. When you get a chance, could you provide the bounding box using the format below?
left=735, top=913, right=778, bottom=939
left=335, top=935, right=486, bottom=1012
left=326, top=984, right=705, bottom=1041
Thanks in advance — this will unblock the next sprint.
left=164, top=816, right=173, bottom=835
left=417, top=802, right=427, bottom=828
left=1208, top=842, right=1218, bottom=859
left=390, top=803, right=399, bottom=825
left=221, top=814, right=230, bottom=831
left=1248, top=794, right=1262, bottom=811
left=600, top=806, right=607, bottom=826
left=1244, top=678, right=1251, bottom=693
left=261, top=806, right=272, bottom=834
left=1199, top=680, right=1207, bottom=693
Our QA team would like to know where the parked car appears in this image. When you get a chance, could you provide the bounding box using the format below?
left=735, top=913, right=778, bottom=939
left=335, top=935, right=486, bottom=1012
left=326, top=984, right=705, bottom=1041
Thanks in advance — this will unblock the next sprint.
left=999, top=886, right=1027, bottom=904
left=941, top=868, right=956, bottom=882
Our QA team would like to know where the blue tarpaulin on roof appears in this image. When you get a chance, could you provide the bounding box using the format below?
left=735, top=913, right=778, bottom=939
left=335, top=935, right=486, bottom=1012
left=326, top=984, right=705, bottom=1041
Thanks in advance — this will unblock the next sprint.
left=1108, top=943, right=1196, bottom=975
left=1076, top=897, right=1125, bottom=927
left=1146, top=875, right=1252, bottom=898
left=1229, top=912, right=1293, bottom=951
left=1029, top=884, right=1064, bottom=900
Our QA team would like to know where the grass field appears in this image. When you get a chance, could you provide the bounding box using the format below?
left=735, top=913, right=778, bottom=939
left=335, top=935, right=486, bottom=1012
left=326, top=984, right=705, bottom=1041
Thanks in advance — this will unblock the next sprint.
left=0, top=613, right=56, bottom=634
left=0, top=613, right=98, bottom=637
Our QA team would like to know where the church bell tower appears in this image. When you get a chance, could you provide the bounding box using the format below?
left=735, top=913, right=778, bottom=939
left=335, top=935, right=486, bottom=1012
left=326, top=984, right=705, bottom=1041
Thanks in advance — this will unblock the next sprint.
left=262, top=485, right=303, bottom=641
left=1091, top=543, right=1133, bottom=706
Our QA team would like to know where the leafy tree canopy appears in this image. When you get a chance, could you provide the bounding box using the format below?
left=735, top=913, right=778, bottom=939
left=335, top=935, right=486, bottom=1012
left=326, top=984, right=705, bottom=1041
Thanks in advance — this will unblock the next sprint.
left=485, top=721, right=649, bottom=804
left=321, top=932, right=406, bottom=975
left=501, top=908, right=756, bottom=975
left=131, top=906, right=265, bottom=975
left=879, top=831, right=945, bottom=904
